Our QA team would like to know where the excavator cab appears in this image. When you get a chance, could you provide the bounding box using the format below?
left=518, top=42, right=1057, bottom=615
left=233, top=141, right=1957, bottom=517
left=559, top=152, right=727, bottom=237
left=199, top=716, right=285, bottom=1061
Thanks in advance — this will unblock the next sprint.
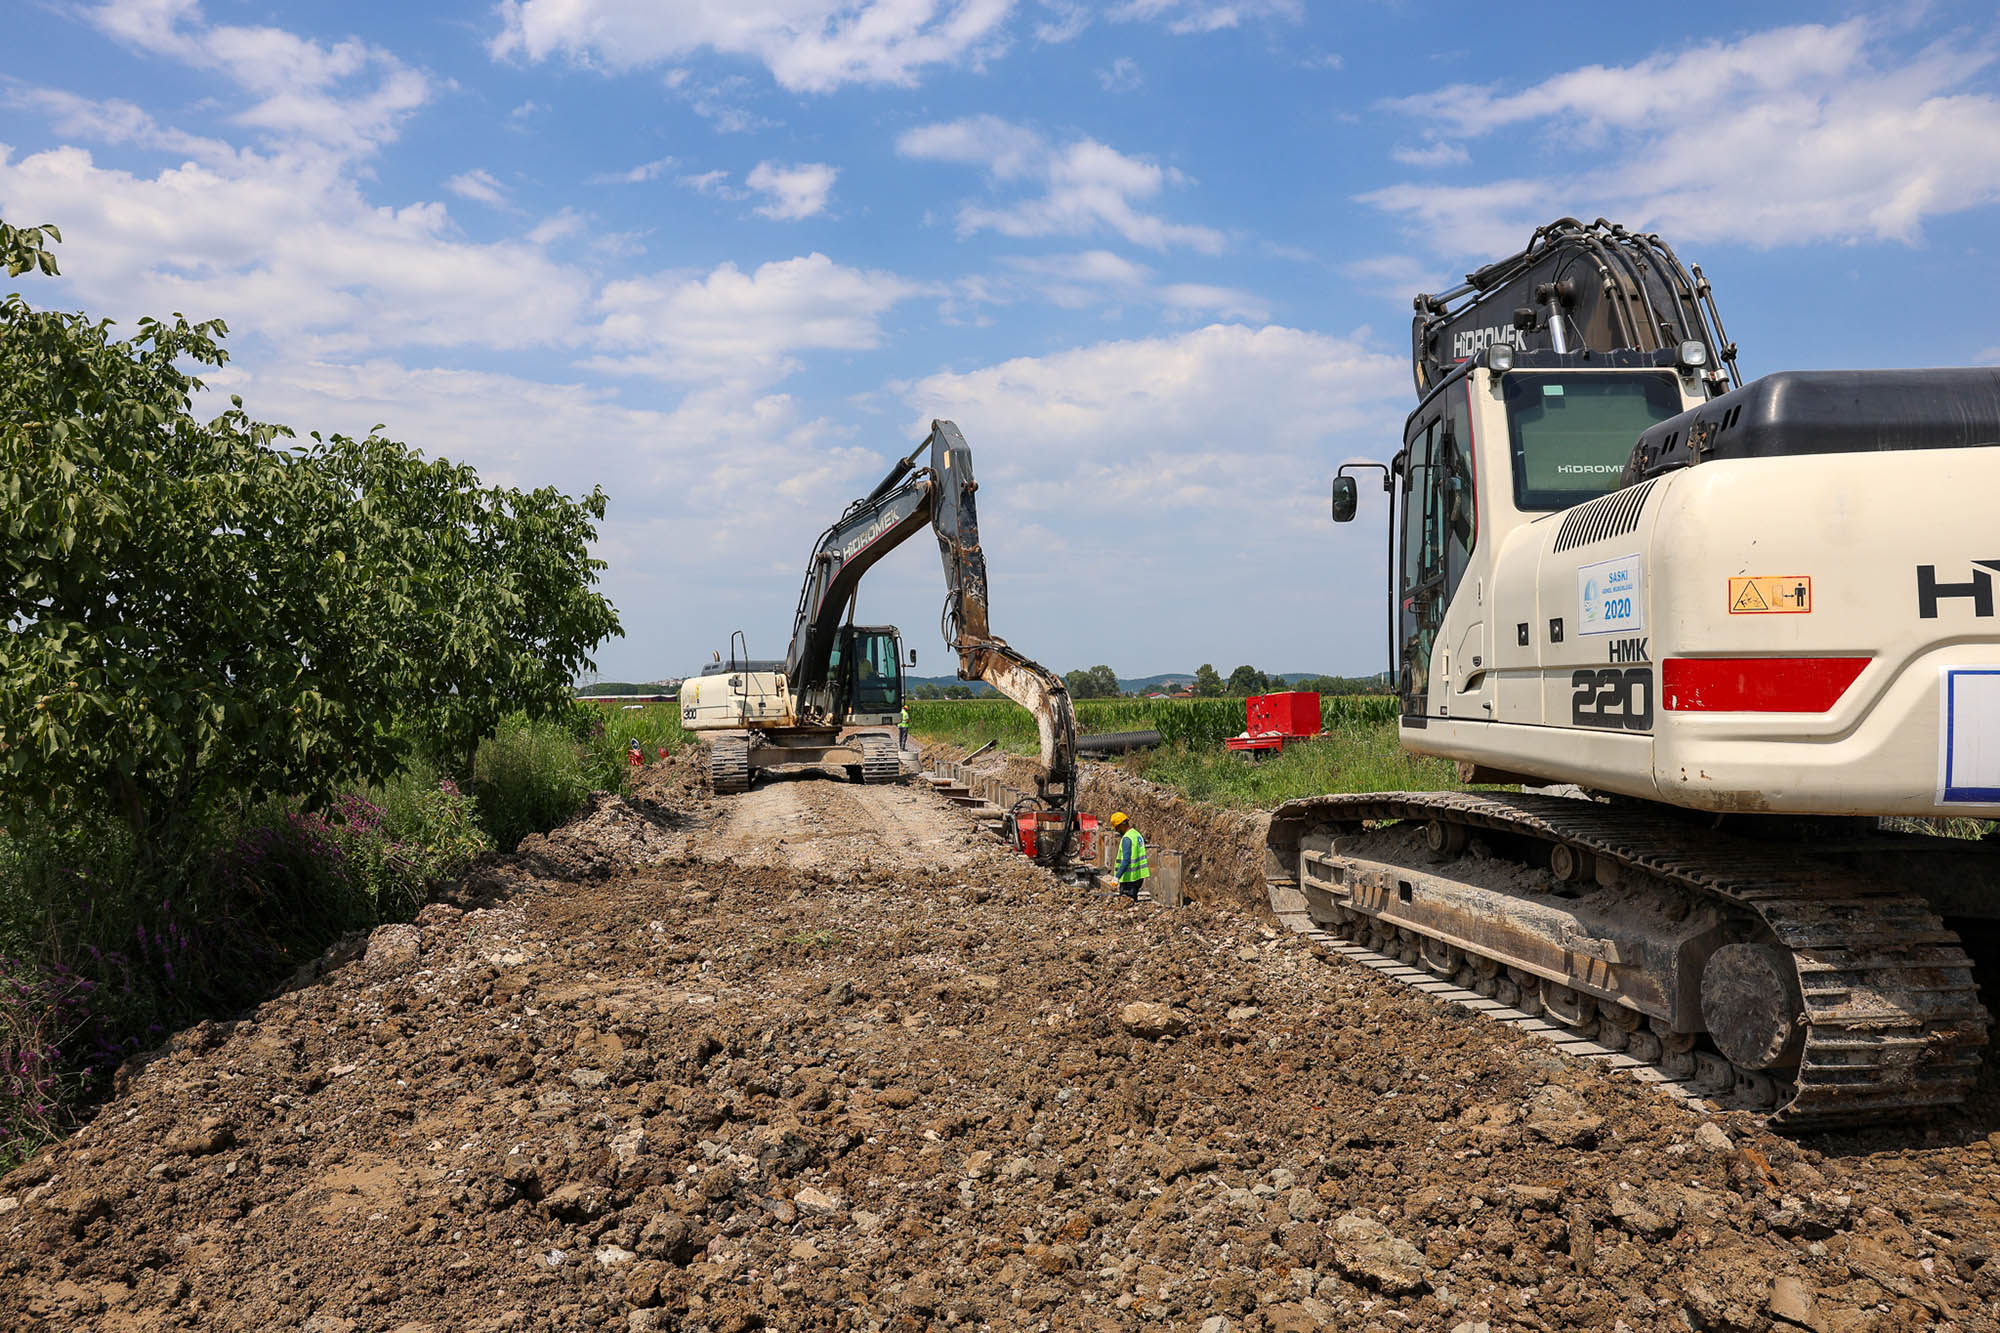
left=834, top=625, right=904, bottom=726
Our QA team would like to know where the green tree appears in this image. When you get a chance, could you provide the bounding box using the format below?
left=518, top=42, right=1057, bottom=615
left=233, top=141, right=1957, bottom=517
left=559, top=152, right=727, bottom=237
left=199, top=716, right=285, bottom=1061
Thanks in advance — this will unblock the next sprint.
left=0, top=219, right=621, bottom=846
left=1192, top=663, right=1225, bottom=697
left=1065, top=665, right=1121, bottom=699
left=1227, top=664, right=1270, bottom=696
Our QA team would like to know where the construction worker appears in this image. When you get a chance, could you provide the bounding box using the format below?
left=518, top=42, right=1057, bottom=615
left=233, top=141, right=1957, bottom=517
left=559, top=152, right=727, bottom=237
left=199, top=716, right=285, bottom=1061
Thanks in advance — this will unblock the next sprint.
left=899, top=701, right=910, bottom=748
left=1109, top=812, right=1149, bottom=902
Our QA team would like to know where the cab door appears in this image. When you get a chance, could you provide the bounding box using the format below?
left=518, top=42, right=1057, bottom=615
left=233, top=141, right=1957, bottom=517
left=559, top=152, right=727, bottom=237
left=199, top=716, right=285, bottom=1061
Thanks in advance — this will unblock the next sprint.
left=1399, top=393, right=1481, bottom=722
left=1398, top=413, right=1445, bottom=720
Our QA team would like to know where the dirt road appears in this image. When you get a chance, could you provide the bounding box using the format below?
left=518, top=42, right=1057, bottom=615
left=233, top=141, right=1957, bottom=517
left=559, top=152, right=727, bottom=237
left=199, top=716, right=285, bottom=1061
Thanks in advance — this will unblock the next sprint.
left=7, top=761, right=2000, bottom=1332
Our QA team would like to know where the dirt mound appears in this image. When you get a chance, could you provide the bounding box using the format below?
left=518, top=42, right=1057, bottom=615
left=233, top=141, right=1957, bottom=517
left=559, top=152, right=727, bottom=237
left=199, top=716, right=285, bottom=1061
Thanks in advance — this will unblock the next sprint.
left=8, top=767, right=2000, bottom=1332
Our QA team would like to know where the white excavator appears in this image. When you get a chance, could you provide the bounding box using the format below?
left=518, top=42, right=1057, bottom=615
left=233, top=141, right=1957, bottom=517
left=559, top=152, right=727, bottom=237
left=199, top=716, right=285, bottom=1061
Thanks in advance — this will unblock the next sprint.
left=680, top=421, right=1083, bottom=865
left=1271, top=218, right=2000, bottom=1128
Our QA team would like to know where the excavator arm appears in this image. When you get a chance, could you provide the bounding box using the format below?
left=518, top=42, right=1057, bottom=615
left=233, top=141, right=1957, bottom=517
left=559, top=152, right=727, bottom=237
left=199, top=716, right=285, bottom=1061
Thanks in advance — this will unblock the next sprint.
left=778, top=420, right=1079, bottom=862
left=926, top=422, right=1080, bottom=862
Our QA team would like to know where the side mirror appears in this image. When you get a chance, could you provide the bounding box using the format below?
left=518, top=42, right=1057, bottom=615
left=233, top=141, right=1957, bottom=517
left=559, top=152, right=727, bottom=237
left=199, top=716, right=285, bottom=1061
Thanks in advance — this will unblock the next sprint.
left=1330, top=475, right=1358, bottom=523
left=908, top=649, right=918, bottom=666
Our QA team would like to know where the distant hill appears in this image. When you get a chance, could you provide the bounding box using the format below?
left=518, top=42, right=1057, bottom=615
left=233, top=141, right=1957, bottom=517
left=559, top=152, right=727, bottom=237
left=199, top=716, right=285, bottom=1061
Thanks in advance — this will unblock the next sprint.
left=1118, top=674, right=1195, bottom=694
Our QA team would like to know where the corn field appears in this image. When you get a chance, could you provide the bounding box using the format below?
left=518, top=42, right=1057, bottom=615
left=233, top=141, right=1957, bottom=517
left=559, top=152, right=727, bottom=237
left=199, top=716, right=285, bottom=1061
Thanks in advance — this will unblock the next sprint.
left=905, top=694, right=1399, bottom=752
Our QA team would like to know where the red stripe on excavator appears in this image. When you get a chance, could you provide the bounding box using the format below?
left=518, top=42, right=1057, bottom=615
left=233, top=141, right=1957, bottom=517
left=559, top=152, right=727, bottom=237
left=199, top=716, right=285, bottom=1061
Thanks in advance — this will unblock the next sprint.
left=1661, top=657, right=1870, bottom=712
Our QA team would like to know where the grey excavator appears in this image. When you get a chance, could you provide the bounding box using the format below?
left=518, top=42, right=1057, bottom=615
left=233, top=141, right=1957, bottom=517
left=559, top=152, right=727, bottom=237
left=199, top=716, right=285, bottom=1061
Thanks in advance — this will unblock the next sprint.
left=680, top=421, right=1082, bottom=866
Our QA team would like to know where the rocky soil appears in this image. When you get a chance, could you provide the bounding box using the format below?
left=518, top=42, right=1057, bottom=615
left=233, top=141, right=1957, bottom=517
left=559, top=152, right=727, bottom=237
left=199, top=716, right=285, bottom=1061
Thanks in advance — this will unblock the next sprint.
left=7, top=754, right=2000, bottom=1332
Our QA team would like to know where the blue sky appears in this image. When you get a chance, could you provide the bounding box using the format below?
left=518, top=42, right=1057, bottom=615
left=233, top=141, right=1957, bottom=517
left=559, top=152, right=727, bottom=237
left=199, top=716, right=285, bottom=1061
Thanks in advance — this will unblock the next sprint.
left=6, top=0, right=2000, bottom=681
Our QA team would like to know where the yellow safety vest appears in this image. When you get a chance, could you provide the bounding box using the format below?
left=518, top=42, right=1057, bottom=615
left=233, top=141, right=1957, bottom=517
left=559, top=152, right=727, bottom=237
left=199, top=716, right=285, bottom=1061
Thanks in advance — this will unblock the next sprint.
left=1116, top=828, right=1150, bottom=883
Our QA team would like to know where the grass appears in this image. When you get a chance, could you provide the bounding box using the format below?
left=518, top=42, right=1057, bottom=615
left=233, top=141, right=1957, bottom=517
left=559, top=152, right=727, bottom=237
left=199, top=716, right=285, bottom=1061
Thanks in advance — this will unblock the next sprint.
left=1127, top=721, right=1467, bottom=810
left=905, top=694, right=1447, bottom=810
left=472, top=701, right=692, bottom=850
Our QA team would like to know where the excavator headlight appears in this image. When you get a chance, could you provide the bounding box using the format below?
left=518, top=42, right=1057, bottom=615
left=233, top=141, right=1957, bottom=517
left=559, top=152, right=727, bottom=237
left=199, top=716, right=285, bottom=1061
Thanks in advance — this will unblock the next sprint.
left=1486, top=343, right=1514, bottom=374
left=1677, top=340, right=1709, bottom=369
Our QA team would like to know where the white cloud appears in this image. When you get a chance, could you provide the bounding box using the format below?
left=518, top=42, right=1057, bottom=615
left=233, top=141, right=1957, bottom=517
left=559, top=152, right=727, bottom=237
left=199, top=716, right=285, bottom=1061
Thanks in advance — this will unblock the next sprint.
left=1110, top=0, right=1303, bottom=35
left=1342, top=252, right=1447, bottom=303
left=1098, top=56, right=1142, bottom=92
left=0, top=6, right=594, bottom=357
left=663, top=70, right=778, bottom=134
left=589, top=253, right=924, bottom=386
left=678, top=168, right=742, bottom=199
left=4, top=87, right=237, bottom=164
left=894, top=323, right=1405, bottom=670
left=83, top=0, right=430, bottom=158
left=0, top=139, right=593, bottom=355
left=1390, top=140, right=1468, bottom=168
left=1035, top=0, right=1090, bottom=43
left=591, top=156, right=677, bottom=185
left=491, top=0, right=1016, bottom=94
left=975, top=249, right=1267, bottom=319
left=447, top=168, right=510, bottom=206
left=1368, top=20, right=2000, bottom=250
left=898, top=116, right=1224, bottom=253
left=747, top=161, right=838, bottom=221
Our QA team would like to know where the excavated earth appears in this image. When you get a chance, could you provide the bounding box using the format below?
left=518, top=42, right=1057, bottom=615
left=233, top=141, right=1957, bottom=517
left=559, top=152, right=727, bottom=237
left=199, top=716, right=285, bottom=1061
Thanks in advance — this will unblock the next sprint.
left=8, top=752, right=2000, bottom=1332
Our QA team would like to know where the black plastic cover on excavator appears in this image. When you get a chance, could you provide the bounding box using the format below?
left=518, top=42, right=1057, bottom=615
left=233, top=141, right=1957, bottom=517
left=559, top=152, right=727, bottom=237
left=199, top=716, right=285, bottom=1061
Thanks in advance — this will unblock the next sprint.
left=1621, top=367, right=2000, bottom=485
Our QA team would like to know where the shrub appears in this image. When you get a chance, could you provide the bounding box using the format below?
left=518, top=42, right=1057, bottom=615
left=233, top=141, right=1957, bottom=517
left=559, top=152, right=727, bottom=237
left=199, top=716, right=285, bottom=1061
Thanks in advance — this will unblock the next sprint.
left=473, top=718, right=598, bottom=852
left=0, top=775, right=491, bottom=1171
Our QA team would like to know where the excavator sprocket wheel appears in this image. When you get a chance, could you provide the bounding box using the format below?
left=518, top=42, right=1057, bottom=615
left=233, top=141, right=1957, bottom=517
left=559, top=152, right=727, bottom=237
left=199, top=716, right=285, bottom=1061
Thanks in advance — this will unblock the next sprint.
left=1701, top=943, right=1806, bottom=1071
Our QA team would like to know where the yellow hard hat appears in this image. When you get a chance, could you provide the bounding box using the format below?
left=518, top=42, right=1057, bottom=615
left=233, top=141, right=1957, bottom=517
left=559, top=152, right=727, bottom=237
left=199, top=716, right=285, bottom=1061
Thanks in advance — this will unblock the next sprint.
left=1110, top=811, right=1129, bottom=828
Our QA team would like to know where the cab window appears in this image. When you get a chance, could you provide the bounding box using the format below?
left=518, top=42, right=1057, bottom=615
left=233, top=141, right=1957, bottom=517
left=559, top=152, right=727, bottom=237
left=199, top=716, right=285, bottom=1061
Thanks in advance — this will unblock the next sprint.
left=848, top=631, right=902, bottom=713
left=1502, top=371, right=1681, bottom=510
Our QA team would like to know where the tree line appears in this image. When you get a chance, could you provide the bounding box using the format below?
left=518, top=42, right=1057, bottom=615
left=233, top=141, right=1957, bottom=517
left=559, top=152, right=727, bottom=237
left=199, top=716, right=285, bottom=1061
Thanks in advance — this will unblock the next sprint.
left=909, top=663, right=1390, bottom=701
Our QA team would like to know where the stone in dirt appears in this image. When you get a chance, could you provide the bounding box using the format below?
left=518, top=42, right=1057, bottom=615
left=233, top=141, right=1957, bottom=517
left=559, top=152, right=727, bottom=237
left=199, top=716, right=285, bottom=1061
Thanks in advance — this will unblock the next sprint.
left=1769, top=1274, right=1819, bottom=1327
left=1522, top=1085, right=1605, bottom=1147
left=1695, top=1121, right=1734, bottom=1153
left=793, top=1186, right=843, bottom=1216
left=1329, top=1213, right=1429, bottom=1295
left=362, top=923, right=421, bottom=973
left=1119, top=1001, right=1186, bottom=1039
left=161, top=1114, right=235, bottom=1157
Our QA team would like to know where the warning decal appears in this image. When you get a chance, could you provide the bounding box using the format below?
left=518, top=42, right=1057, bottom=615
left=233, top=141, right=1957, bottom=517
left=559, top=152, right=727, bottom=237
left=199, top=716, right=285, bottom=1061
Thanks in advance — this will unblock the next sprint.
left=1728, top=575, right=1812, bottom=615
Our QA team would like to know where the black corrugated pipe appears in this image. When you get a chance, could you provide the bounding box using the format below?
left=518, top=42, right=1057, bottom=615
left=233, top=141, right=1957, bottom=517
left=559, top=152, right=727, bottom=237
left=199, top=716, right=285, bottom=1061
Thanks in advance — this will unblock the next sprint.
left=1077, top=730, right=1162, bottom=755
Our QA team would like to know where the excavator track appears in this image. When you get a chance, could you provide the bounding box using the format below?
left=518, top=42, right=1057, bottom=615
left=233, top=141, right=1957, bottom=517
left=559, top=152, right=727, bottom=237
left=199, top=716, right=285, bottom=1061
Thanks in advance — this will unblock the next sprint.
left=859, top=731, right=901, bottom=785
left=1267, top=791, right=1991, bottom=1131
left=709, top=736, right=752, bottom=795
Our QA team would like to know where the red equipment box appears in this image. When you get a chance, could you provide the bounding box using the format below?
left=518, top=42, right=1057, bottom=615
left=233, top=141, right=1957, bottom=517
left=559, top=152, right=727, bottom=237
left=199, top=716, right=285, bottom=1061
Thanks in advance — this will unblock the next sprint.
left=1247, top=691, right=1322, bottom=738
left=1225, top=691, right=1323, bottom=756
